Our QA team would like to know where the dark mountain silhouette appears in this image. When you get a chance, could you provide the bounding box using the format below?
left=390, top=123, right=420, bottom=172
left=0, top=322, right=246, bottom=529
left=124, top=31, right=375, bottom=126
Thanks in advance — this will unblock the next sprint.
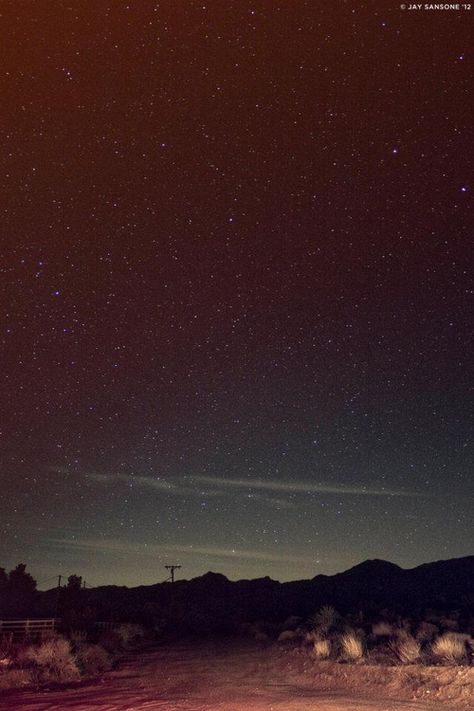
left=36, top=555, right=474, bottom=632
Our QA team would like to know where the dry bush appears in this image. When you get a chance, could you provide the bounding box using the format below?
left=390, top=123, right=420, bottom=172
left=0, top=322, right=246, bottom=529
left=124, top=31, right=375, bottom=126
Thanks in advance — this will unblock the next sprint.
left=75, top=644, right=112, bottom=675
left=431, top=633, right=467, bottom=664
left=0, top=637, right=14, bottom=659
left=372, top=622, right=393, bottom=637
left=313, top=638, right=331, bottom=659
left=416, top=621, right=439, bottom=642
left=340, top=630, right=364, bottom=661
left=0, top=668, right=33, bottom=690
left=303, top=630, right=319, bottom=645
left=309, top=605, right=340, bottom=632
left=440, top=617, right=459, bottom=632
left=278, top=630, right=299, bottom=642
left=389, top=633, right=421, bottom=664
left=69, top=629, right=88, bottom=645
left=97, top=630, right=123, bottom=654
left=114, top=623, right=145, bottom=645
left=24, top=637, right=80, bottom=682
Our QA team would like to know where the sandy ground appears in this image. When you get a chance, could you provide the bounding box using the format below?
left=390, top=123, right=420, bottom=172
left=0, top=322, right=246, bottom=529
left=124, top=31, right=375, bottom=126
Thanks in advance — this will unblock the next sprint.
left=1, top=639, right=471, bottom=711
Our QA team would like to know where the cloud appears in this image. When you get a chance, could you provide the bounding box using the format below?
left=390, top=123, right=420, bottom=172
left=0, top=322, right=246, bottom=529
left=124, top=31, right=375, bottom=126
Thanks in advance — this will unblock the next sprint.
left=79, top=471, right=297, bottom=509
left=52, top=466, right=422, bottom=504
left=192, top=475, right=425, bottom=498
left=87, top=472, right=196, bottom=495
left=50, top=537, right=317, bottom=565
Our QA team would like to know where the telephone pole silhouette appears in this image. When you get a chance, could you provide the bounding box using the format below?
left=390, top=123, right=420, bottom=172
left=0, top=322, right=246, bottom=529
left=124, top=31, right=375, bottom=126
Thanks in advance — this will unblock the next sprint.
left=164, top=565, right=181, bottom=583
left=54, top=575, right=62, bottom=617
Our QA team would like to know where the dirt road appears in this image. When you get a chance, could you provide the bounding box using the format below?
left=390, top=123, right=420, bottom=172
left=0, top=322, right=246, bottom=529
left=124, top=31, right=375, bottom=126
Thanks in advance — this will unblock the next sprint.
left=1, top=640, right=458, bottom=711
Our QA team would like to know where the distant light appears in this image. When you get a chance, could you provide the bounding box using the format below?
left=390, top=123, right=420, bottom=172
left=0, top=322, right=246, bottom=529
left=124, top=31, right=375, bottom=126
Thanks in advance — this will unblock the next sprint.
left=392, top=148, right=398, bottom=154
left=460, top=186, right=468, bottom=192
left=53, top=290, right=60, bottom=296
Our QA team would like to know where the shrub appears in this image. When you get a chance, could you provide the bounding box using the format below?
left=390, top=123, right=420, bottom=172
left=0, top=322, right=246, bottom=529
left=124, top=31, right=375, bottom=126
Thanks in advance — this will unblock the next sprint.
left=431, top=633, right=467, bottom=663
left=303, top=630, right=319, bottom=645
left=440, top=617, right=459, bottom=632
left=313, top=638, right=331, bottom=659
left=24, top=637, right=80, bottom=682
left=97, top=630, right=123, bottom=654
left=75, top=644, right=112, bottom=675
left=416, top=621, right=438, bottom=642
left=0, top=668, right=33, bottom=690
left=114, top=623, right=145, bottom=645
left=340, top=630, right=364, bottom=661
left=389, top=633, right=421, bottom=664
left=69, top=629, right=88, bottom=645
left=278, top=630, right=299, bottom=642
left=372, top=622, right=393, bottom=637
left=309, top=605, right=340, bottom=632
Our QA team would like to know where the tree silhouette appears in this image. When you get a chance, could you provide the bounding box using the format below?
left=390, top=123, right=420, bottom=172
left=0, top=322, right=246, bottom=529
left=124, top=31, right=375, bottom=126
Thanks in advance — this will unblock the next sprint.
left=0, top=564, right=37, bottom=615
left=66, top=574, right=82, bottom=590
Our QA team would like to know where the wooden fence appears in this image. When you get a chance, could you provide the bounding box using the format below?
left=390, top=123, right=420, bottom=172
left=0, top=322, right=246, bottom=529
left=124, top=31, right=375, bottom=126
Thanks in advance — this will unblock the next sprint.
left=0, top=618, right=57, bottom=641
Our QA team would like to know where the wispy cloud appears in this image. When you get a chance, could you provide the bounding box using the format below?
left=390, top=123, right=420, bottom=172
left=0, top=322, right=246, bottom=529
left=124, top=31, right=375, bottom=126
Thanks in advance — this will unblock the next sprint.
left=87, top=472, right=197, bottom=495
left=192, top=475, right=425, bottom=498
left=51, top=466, right=423, bottom=503
left=72, top=470, right=297, bottom=509
left=50, top=537, right=316, bottom=565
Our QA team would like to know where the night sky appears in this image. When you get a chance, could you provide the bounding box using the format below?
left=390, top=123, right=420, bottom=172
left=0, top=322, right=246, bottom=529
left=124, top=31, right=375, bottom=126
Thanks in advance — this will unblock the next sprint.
left=1, top=1, right=472, bottom=588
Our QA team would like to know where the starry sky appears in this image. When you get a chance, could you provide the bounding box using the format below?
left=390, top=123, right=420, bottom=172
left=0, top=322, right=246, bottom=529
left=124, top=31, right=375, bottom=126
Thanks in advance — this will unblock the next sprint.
left=1, top=1, right=472, bottom=588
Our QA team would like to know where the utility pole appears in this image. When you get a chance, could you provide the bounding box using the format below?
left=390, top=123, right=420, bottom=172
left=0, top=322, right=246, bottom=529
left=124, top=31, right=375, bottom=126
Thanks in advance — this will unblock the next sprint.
left=164, top=565, right=181, bottom=583
left=54, top=575, right=62, bottom=618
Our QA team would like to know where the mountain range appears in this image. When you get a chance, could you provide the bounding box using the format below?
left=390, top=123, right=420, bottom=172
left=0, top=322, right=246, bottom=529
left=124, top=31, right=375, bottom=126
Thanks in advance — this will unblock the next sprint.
left=39, top=555, right=474, bottom=631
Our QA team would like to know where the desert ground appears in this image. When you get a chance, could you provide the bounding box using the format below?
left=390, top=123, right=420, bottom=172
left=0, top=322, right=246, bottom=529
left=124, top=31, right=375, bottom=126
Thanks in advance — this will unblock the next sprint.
left=3, top=638, right=472, bottom=711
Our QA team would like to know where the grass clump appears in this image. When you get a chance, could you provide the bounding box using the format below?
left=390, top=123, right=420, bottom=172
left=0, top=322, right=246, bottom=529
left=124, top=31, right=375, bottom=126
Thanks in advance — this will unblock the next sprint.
left=340, top=630, right=364, bottom=661
left=312, top=638, right=331, bottom=659
left=389, top=633, right=421, bottom=664
left=431, top=633, right=467, bottom=664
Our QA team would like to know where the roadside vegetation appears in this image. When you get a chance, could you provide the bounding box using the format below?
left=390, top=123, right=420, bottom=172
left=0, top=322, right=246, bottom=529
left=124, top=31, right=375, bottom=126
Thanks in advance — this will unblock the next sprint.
left=266, top=604, right=474, bottom=669
left=1, top=562, right=473, bottom=703
left=0, top=623, right=147, bottom=691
